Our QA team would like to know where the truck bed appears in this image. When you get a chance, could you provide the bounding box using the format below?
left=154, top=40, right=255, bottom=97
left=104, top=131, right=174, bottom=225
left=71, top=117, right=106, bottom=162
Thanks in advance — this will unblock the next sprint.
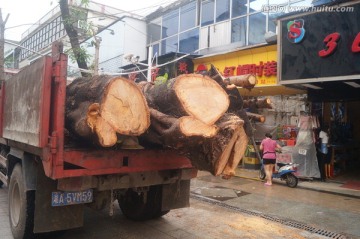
left=0, top=45, right=193, bottom=180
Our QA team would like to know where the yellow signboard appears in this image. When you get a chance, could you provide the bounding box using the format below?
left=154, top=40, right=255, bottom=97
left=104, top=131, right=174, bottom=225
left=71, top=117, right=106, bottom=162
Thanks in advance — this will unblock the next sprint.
left=193, top=45, right=277, bottom=86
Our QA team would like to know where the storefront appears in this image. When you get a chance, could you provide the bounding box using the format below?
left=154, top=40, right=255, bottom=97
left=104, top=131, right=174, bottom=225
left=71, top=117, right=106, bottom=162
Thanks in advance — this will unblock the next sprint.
left=278, top=1, right=360, bottom=179
left=193, top=44, right=307, bottom=170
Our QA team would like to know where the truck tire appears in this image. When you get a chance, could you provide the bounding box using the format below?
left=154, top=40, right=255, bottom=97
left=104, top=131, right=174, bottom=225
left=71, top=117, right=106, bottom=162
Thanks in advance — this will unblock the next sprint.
left=118, top=185, right=169, bottom=221
left=8, top=164, right=35, bottom=239
left=0, top=167, right=5, bottom=187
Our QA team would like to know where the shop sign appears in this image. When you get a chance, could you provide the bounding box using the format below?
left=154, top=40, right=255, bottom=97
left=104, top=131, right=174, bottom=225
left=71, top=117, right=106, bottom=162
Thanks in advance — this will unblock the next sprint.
left=127, top=58, right=193, bottom=82
left=287, top=19, right=305, bottom=44
left=279, top=3, right=360, bottom=82
left=223, top=61, right=277, bottom=85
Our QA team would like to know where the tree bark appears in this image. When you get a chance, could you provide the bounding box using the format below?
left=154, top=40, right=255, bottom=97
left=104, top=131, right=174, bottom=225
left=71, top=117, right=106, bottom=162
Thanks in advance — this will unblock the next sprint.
left=184, top=114, right=245, bottom=175
left=243, top=98, right=272, bottom=109
left=140, top=108, right=219, bottom=149
left=59, top=0, right=90, bottom=77
left=65, top=75, right=150, bottom=147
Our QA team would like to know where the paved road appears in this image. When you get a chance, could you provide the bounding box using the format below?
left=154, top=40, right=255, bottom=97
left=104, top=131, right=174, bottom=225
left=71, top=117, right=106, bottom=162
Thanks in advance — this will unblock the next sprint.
left=1, top=172, right=359, bottom=239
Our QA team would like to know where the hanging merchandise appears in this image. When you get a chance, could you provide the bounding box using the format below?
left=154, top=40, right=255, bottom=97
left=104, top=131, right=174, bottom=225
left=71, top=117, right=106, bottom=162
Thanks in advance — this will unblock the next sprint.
left=282, top=115, right=320, bottom=178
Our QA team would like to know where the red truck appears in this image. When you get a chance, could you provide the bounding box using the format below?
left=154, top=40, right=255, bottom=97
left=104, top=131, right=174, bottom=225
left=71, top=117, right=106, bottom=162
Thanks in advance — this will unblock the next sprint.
left=0, top=43, right=197, bottom=239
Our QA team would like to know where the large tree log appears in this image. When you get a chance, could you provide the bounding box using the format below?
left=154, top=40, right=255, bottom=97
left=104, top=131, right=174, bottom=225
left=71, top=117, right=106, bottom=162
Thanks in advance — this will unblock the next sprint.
left=184, top=114, right=245, bottom=175
left=142, top=74, right=230, bottom=125
left=139, top=111, right=244, bottom=175
left=208, top=64, right=256, bottom=89
left=243, top=98, right=272, bottom=109
left=222, top=126, right=249, bottom=176
left=246, top=112, right=266, bottom=123
left=66, top=75, right=150, bottom=147
left=225, top=75, right=257, bottom=89
left=141, top=108, right=218, bottom=149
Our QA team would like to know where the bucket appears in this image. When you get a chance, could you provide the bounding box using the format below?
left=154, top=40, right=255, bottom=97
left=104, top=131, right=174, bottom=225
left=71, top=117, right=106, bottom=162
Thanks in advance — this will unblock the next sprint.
left=243, top=145, right=261, bottom=169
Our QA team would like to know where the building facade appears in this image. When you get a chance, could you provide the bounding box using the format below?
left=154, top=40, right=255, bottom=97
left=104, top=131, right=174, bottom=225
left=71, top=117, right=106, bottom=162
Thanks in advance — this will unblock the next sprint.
left=145, top=0, right=314, bottom=58
left=6, top=0, right=144, bottom=73
left=277, top=0, right=360, bottom=177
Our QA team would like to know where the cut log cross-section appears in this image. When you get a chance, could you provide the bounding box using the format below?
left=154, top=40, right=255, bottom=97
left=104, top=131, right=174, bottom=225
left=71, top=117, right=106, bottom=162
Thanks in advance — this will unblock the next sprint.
left=66, top=75, right=150, bottom=147
left=142, top=74, right=230, bottom=125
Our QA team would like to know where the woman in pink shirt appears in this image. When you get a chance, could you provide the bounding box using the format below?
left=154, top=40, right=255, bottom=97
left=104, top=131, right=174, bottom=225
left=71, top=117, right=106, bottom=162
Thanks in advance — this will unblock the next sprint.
left=260, top=133, right=282, bottom=186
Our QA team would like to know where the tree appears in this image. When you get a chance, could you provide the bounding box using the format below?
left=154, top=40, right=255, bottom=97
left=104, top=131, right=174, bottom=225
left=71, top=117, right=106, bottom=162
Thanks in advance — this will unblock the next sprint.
left=0, top=9, right=10, bottom=82
left=59, top=0, right=90, bottom=77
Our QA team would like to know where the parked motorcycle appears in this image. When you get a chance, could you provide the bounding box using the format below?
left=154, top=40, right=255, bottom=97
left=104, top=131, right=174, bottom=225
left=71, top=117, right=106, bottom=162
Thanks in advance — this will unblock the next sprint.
left=259, top=162, right=299, bottom=188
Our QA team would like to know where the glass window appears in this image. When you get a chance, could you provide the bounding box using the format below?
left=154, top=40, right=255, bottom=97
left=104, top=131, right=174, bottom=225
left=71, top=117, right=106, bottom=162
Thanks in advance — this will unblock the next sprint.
left=179, top=28, right=199, bottom=53
left=290, top=0, right=312, bottom=7
left=268, top=14, right=276, bottom=33
left=162, top=9, right=179, bottom=38
left=201, top=0, right=215, bottom=26
left=250, top=0, right=267, bottom=13
left=248, top=12, right=266, bottom=45
left=152, top=43, right=160, bottom=57
left=161, top=35, right=178, bottom=54
left=148, top=18, right=162, bottom=43
left=232, top=0, right=247, bottom=17
left=269, top=0, right=288, bottom=4
left=216, top=0, right=230, bottom=22
left=231, top=16, right=246, bottom=45
left=180, top=1, right=197, bottom=32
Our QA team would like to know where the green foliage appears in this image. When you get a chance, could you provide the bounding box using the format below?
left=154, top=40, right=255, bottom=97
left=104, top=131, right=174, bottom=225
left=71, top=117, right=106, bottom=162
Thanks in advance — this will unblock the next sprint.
left=80, top=0, right=89, bottom=7
left=4, top=56, right=14, bottom=68
left=154, top=73, right=169, bottom=85
left=67, top=46, right=92, bottom=65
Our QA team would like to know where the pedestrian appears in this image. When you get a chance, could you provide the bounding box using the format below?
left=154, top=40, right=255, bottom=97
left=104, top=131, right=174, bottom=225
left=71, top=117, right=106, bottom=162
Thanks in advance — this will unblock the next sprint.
left=318, top=125, right=331, bottom=180
left=260, top=133, right=282, bottom=186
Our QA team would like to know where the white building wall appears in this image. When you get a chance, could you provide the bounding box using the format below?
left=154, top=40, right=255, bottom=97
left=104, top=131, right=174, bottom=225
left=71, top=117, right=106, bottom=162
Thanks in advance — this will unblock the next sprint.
left=68, top=17, right=147, bottom=77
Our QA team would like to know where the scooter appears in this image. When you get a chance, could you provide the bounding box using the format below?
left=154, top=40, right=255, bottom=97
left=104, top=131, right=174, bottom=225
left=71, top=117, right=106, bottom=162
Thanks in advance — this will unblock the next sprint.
left=259, top=162, right=299, bottom=188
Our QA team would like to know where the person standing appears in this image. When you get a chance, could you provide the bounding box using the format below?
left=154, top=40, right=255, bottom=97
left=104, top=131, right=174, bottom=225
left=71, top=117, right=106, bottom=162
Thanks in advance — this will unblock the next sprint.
left=318, top=125, right=331, bottom=179
left=260, top=133, right=282, bottom=186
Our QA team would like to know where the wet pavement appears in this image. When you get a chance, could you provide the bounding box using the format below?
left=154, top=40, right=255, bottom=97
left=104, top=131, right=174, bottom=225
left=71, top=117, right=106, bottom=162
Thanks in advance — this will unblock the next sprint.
left=191, top=169, right=360, bottom=238
left=0, top=168, right=359, bottom=239
left=234, top=167, right=360, bottom=198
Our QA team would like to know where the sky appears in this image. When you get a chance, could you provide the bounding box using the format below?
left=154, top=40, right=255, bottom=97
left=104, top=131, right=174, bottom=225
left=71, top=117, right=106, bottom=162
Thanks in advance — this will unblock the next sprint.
left=1, top=0, right=176, bottom=41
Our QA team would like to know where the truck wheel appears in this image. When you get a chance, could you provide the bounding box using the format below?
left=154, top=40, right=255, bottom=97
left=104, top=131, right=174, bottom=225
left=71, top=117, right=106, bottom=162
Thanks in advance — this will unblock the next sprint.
left=286, top=174, right=298, bottom=188
left=8, top=164, right=35, bottom=239
left=0, top=167, right=5, bottom=187
left=118, top=185, right=168, bottom=221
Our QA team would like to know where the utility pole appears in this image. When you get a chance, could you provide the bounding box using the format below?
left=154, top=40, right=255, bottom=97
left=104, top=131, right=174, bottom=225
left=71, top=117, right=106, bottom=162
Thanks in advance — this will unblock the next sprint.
left=147, top=44, right=153, bottom=82
left=0, top=9, right=10, bottom=82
